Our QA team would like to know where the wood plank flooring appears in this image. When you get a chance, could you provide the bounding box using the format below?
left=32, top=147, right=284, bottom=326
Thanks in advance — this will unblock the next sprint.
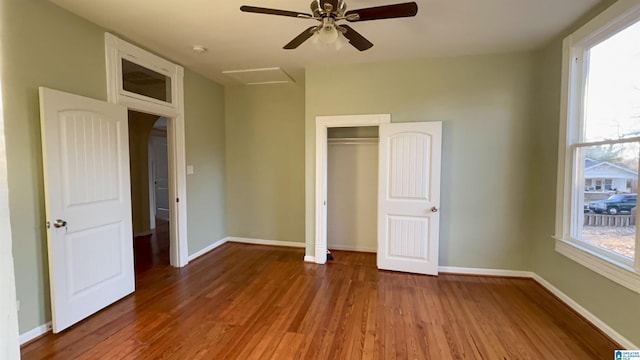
left=22, top=243, right=619, bottom=359
left=133, top=219, right=170, bottom=274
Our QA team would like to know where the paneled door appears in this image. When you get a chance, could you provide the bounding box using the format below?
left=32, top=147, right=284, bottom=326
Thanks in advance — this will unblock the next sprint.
left=377, top=122, right=442, bottom=275
left=151, top=135, right=170, bottom=221
left=39, top=87, right=134, bottom=332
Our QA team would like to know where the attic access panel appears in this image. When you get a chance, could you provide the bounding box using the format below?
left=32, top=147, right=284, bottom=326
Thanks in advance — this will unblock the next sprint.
left=222, top=67, right=294, bottom=85
left=122, top=59, right=172, bottom=103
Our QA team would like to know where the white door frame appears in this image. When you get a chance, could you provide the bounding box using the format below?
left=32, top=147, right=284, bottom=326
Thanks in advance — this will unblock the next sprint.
left=314, top=114, right=391, bottom=264
left=105, top=33, right=189, bottom=267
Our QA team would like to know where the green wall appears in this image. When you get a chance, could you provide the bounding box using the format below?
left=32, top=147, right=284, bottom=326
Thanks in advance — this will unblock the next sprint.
left=185, top=69, right=227, bottom=252
left=305, top=53, right=537, bottom=269
left=225, top=84, right=305, bottom=242
left=1, top=0, right=226, bottom=333
left=1, top=0, right=108, bottom=334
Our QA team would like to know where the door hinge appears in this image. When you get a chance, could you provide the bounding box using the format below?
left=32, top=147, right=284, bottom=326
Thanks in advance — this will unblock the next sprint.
left=176, top=197, right=179, bottom=203
left=46, top=221, right=50, bottom=229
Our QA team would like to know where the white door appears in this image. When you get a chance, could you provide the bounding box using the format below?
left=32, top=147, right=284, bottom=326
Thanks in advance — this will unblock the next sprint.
left=151, top=135, right=170, bottom=221
left=39, top=87, right=134, bottom=332
left=377, top=122, right=442, bottom=275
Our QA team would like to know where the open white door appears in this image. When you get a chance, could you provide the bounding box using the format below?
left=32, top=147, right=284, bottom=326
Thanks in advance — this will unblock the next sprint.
left=377, top=122, right=442, bottom=275
left=151, top=135, right=170, bottom=222
left=39, top=87, right=134, bottom=332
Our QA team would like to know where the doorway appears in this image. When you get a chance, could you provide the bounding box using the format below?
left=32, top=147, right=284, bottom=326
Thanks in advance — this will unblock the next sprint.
left=314, top=114, right=391, bottom=264
left=327, top=126, right=379, bottom=253
left=106, top=33, right=189, bottom=267
left=315, top=115, right=442, bottom=275
left=128, top=110, right=170, bottom=273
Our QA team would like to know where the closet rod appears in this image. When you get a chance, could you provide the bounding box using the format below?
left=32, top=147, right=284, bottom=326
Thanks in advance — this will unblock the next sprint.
left=328, top=137, right=378, bottom=145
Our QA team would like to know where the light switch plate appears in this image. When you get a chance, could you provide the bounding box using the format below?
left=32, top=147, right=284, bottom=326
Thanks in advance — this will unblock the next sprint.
left=187, top=165, right=194, bottom=175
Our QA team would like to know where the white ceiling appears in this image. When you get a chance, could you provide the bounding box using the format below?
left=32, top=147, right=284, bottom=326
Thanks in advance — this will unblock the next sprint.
left=49, top=0, right=602, bottom=85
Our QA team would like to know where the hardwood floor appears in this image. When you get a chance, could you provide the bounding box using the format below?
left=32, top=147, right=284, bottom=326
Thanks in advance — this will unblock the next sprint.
left=22, top=244, right=619, bottom=359
left=133, top=219, right=170, bottom=274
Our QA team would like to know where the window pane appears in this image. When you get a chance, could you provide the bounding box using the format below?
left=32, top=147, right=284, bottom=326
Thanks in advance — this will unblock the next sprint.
left=583, top=20, right=640, bottom=142
left=122, top=59, right=172, bottom=103
left=580, top=143, right=638, bottom=259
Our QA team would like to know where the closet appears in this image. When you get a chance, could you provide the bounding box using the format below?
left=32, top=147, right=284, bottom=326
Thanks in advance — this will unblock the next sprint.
left=327, top=126, right=378, bottom=253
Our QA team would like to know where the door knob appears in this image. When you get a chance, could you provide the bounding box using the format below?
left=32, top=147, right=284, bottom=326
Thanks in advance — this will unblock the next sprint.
left=430, top=207, right=439, bottom=213
left=53, top=219, right=67, bottom=228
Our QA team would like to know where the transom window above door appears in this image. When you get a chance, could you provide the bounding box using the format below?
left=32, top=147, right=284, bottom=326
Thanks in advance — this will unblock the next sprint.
left=105, top=33, right=182, bottom=114
left=121, top=59, right=172, bottom=103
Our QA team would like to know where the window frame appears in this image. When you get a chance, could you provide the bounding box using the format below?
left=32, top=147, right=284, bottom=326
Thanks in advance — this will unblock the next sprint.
left=105, top=34, right=181, bottom=115
left=555, top=0, right=640, bottom=294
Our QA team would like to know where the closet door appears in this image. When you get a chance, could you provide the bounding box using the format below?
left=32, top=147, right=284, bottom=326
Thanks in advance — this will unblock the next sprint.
left=377, top=122, right=442, bottom=275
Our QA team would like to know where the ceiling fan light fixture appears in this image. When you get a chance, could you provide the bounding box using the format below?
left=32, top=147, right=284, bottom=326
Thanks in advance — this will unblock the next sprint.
left=335, top=31, right=349, bottom=50
left=240, top=1, right=419, bottom=51
left=317, top=24, right=339, bottom=44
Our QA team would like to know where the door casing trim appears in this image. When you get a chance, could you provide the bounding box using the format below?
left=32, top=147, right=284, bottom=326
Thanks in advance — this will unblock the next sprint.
left=105, top=33, right=189, bottom=267
left=313, top=114, right=391, bottom=264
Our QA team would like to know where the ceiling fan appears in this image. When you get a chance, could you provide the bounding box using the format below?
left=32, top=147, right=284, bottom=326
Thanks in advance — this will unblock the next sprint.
left=240, top=0, right=418, bottom=51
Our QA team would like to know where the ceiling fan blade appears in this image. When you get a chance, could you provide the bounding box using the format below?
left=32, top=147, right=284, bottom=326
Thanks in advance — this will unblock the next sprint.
left=284, top=26, right=317, bottom=49
left=345, top=2, right=418, bottom=22
left=340, top=25, right=373, bottom=51
left=240, top=5, right=313, bottom=19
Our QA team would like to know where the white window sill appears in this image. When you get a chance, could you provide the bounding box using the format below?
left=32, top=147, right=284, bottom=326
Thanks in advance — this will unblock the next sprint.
left=554, top=237, right=640, bottom=294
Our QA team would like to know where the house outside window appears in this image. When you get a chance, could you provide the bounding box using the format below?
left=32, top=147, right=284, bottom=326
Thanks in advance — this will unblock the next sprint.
left=556, top=0, right=640, bottom=293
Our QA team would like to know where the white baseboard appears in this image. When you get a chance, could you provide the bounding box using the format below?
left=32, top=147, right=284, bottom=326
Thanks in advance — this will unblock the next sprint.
left=438, top=266, right=534, bottom=278
left=227, top=237, right=305, bottom=248
left=304, top=255, right=315, bottom=262
left=20, top=322, right=52, bottom=345
left=188, top=237, right=229, bottom=262
left=327, top=244, right=376, bottom=253
left=531, top=273, right=637, bottom=349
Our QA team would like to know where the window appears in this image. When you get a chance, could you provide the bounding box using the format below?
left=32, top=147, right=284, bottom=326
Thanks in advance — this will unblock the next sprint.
left=595, top=179, right=602, bottom=191
left=121, top=59, right=172, bottom=103
left=557, top=0, right=640, bottom=293
left=105, top=33, right=181, bottom=112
